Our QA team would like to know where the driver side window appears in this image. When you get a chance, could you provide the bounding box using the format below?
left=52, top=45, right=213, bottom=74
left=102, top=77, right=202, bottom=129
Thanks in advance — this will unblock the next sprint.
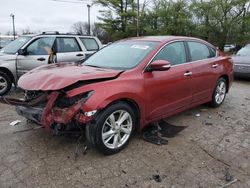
left=26, top=37, right=55, bottom=55
left=153, top=42, right=186, bottom=66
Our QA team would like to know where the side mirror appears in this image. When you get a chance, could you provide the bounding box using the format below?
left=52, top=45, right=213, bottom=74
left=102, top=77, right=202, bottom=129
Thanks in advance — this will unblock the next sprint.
left=146, top=60, right=171, bottom=72
left=18, top=49, right=27, bottom=55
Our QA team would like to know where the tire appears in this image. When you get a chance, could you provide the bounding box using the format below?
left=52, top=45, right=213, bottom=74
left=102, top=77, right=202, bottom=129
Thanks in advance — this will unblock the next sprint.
left=209, top=77, right=227, bottom=107
left=85, top=102, right=136, bottom=155
left=0, top=71, right=12, bottom=96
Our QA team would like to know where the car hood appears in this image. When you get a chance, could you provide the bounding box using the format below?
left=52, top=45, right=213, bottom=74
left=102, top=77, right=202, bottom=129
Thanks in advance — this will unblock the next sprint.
left=18, top=63, right=123, bottom=91
left=231, top=55, right=250, bottom=65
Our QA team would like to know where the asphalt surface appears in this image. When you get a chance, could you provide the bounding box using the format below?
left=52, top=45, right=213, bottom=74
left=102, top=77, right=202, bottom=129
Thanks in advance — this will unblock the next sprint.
left=0, top=80, right=249, bottom=188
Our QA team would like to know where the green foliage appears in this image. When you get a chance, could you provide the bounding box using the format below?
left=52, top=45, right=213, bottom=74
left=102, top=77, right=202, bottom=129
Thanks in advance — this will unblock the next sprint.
left=96, top=0, right=250, bottom=48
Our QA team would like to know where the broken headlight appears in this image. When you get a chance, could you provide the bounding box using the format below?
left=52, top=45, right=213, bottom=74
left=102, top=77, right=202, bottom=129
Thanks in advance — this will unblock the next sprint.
left=55, top=91, right=94, bottom=108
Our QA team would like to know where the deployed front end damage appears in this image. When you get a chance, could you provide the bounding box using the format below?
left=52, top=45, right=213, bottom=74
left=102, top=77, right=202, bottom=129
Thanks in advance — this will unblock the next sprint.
left=0, top=89, right=97, bottom=132
left=0, top=63, right=123, bottom=133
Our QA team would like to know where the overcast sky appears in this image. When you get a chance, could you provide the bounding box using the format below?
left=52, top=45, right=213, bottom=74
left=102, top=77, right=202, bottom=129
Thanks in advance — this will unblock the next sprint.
left=0, top=0, right=101, bottom=35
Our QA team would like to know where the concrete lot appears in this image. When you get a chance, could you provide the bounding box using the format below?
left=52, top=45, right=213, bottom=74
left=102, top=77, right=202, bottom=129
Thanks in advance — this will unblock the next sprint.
left=0, top=80, right=249, bottom=188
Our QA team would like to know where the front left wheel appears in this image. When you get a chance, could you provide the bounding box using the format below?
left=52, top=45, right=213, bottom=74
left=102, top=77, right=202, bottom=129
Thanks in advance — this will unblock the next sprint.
left=86, top=102, right=136, bottom=155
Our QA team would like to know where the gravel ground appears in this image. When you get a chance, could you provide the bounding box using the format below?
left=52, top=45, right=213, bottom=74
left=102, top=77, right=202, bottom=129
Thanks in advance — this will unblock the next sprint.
left=0, top=80, right=249, bottom=188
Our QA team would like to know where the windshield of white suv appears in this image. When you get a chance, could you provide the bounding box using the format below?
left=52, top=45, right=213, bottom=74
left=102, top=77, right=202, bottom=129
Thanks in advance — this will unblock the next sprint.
left=236, top=46, right=250, bottom=56
left=84, top=41, right=158, bottom=70
left=1, top=36, right=32, bottom=54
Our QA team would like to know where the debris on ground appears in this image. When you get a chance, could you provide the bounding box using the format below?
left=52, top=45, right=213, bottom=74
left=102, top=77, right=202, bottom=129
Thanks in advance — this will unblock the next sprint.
left=152, top=174, right=162, bottom=183
left=142, top=120, right=187, bottom=145
left=219, top=179, right=238, bottom=188
left=9, top=120, right=22, bottom=126
left=205, top=122, right=213, bottom=126
left=225, top=168, right=233, bottom=182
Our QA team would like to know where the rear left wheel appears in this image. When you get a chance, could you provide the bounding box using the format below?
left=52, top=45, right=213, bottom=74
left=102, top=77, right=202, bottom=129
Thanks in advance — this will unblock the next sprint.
left=210, top=77, right=227, bottom=107
left=86, top=102, right=136, bottom=155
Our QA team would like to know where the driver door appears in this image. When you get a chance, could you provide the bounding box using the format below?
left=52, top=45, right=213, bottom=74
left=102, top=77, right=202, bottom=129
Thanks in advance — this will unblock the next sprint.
left=144, top=41, right=193, bottom=121
left=16, top=37, right=55, bottom=77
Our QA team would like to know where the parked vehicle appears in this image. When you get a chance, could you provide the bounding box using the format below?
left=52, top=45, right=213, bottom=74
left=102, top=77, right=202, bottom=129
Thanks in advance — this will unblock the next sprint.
left=224, top=44, right=235, bottom=52
left=0, top=36, right=15, bottom=49
left=0, top=32, right=102, bottom=95
left=1, top=36, right=233, bottom=155
left=231, top=45, right=250, bottom=79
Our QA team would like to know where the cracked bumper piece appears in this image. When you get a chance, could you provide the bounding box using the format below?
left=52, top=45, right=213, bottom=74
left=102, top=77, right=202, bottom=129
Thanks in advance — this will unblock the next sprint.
left=16, top=106, right=43, bottom=125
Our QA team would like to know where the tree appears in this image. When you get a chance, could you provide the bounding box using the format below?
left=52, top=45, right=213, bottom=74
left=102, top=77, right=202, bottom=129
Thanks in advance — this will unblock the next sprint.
left=71, top=22, right=89, bottom=35
left=190, top=0, right=249, bottom=49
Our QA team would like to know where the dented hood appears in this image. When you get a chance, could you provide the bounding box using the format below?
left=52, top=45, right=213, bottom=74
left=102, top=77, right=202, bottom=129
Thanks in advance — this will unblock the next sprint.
left=18, top=62, right=123, bottom=91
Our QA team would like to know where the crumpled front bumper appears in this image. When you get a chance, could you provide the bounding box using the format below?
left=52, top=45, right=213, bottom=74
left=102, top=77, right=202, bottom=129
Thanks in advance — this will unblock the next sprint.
left=1, top=91, right=95, bottom=131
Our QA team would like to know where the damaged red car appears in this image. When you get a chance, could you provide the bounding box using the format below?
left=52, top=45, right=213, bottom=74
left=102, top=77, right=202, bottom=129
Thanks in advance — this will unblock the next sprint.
left=1, top=36, right=233, bottom=155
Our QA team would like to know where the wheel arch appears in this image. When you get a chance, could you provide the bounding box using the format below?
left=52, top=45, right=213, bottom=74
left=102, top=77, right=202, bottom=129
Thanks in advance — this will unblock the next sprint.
left=0, top=67, right=15, bottom=84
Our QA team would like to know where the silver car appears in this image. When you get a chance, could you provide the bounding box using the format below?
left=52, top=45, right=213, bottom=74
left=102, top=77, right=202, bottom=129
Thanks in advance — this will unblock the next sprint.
left=232, top=45, right=250, bottom=79
left=0, top=32, right=103, bottom=95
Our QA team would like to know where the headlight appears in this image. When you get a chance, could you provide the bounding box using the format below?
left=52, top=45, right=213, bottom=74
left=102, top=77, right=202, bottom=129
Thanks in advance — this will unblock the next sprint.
left=55, top=90, right=94, bottom=108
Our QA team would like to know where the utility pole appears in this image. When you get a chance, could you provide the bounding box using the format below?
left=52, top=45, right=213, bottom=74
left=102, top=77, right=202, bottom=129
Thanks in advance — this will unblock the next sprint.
left=10, top=13, right=16, bottom=40
left=87, top=4, right=91, bottom=35
left=136, top=0, right=139, bottom=37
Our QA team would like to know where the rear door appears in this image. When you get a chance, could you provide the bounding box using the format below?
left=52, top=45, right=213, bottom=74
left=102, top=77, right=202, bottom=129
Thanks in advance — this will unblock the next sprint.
left=144, top=41, right=193, bottom=121
left=16, top=37, right=55, bottom=77
left=55, top=37, right=84, bottom=62
left=186, top=41, right=219, bottom=104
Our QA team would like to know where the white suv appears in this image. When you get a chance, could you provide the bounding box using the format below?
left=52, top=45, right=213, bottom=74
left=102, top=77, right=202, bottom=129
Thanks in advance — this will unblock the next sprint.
left=0, top=32, right=103, bottom=95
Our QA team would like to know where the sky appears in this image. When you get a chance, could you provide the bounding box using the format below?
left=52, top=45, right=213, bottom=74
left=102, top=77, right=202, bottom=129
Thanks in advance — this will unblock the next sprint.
left=0, top=0, right=101, bottom=35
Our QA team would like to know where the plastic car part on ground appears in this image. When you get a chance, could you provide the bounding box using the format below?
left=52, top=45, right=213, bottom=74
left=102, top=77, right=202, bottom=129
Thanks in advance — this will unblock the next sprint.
left=142, top=120, right=188, bottom=145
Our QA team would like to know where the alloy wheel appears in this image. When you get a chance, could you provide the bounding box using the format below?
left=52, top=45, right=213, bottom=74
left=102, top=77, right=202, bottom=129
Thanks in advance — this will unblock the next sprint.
left=0, top=76, right=8, bottom=94
left=215, top=81, right=226, bottom=104
left=101, top=110, right=133, bottom=149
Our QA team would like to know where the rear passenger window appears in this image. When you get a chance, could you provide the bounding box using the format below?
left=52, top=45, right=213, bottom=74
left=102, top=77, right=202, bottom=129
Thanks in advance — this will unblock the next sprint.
left=187, top=41, right=211, bottom=61
left=153, top=42, right=186, bottom=66
left=56, top=37, right=81, bottom=53
left=80, top=38, right=99, bottom=51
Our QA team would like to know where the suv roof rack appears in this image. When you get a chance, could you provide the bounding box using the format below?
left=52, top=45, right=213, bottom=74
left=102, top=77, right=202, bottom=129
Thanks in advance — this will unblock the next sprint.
left=40, top=31, right=93, bottom=36
left=41, top=31, right=60, bottom=35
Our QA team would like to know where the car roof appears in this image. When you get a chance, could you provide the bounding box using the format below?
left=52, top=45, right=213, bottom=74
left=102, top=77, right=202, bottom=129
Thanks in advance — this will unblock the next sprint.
left=121, top=35, right=208, bottom=43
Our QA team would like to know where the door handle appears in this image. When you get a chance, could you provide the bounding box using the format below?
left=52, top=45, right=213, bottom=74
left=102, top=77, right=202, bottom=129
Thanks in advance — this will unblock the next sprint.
left=37, top=57, right=46, bottom=61
left=76, top=53, right=84, bottom=57
left=212, top=64, right=218, bottom=68
left=184, top=71, right=192, bottom=76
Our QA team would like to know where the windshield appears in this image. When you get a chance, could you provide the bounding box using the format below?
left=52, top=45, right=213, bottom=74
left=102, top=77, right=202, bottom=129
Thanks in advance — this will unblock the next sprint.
left=84, top=41, right=158, bottom=70
left=236, top=46, right=250, bottom=56
left=0, top=36, right=32, bottom=54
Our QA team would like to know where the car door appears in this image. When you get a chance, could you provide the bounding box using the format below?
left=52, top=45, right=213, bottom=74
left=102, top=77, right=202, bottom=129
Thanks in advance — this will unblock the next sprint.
left=144, top=41, right=193, bottom=121
left=186, top=41, right=218, bottom=104
left=16, top=37, right=55, bottom=77
left=55, top=37, right=84, bottom=62
left=79, top=37, right=100, bottom=58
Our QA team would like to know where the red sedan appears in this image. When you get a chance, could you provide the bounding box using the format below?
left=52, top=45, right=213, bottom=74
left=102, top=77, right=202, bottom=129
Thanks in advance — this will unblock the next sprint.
left=3, top=36, right=233, bottom=154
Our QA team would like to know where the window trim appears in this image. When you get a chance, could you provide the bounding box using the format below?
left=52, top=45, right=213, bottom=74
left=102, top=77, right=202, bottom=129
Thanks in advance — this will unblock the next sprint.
left=55, top=36, right=82, bottom=53
left=143, top=39, right=218, bottom=72
left=80, top=37, right=99, bottom=51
